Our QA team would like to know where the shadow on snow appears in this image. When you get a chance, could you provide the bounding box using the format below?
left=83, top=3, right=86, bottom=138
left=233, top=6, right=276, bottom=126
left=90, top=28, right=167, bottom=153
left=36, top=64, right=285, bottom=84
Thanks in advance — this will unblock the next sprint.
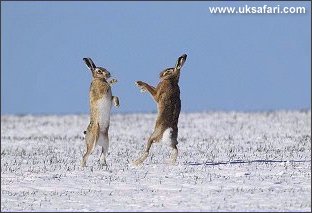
left=185, top=159, right=311, bottom=166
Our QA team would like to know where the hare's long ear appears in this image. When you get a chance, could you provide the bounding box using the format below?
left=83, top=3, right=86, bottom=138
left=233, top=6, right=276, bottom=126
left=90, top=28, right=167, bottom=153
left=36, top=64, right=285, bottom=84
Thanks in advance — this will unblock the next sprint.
left=83, top=58, right=96, bottom=72
left=173, top=54, right=187, bottom=81
left=175, top=54, right=187, bottom=70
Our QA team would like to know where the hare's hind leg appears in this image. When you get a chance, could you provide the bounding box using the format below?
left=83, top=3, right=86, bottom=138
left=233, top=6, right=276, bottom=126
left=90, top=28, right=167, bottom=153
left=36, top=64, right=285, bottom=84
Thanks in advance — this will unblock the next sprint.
left=163, top=128, right=178, bottom=165
left=99, top=130, right=109, bottom=166
left=133, top=134, right=156, bottom=166
left=81, top=123, right=99, bottom=167
left=169, top=141, right=178, bottom=165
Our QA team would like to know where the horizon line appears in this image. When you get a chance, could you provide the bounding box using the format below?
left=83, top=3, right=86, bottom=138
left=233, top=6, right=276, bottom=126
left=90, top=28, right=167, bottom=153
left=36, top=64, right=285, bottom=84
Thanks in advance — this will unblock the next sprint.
left=1, top=108, right=311, bottom=117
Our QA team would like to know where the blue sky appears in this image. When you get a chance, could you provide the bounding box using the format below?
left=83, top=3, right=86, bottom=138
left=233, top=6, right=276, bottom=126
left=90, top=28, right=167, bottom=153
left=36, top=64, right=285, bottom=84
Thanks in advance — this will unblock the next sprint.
left=1, top=1, right=311, bottom=115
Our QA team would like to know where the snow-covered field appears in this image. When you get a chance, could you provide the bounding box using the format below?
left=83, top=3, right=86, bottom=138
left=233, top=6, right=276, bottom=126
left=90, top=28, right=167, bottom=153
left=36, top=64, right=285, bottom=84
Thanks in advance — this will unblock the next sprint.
left=1, top=111, right=311, bottom=211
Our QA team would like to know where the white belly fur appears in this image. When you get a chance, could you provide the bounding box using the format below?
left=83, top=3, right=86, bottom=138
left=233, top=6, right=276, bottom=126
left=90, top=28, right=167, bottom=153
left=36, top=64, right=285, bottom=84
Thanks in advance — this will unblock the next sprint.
left=161, top=128, right=173, bottom=145
left=97, top=91, right=112, bottom=130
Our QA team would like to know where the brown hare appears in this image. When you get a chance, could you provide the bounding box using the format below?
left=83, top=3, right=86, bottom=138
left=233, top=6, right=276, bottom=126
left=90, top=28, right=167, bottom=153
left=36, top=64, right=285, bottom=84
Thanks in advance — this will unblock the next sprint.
left=133, top=54, right=187, bottom=165
left=81, top=58, right=119, bottom=167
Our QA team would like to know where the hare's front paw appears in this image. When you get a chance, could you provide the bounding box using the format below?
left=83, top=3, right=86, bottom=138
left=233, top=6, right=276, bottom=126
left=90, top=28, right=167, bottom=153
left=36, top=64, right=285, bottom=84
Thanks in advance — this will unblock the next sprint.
left=109, top=79, right=118, bottom=85
left=113, top=96, right=120, bottom=107
left=135, top=81, right=146, bottom=93
left=135, top=81, right=143, bottom=86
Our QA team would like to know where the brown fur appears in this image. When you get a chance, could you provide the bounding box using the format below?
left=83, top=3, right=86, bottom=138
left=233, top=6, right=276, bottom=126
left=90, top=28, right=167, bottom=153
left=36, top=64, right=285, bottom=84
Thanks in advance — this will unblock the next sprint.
left=89, top=78, right=111, bottom=123
left=133, top=54, right=187, bottom=165
left=81, top=58, right=119, bottom=167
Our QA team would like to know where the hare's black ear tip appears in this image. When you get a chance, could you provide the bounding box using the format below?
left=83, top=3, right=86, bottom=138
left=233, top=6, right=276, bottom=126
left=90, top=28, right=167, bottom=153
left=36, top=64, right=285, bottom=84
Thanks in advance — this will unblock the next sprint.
left=180, top=54, right=187, bottom=60
left=83, top=58, right=88, bottom=61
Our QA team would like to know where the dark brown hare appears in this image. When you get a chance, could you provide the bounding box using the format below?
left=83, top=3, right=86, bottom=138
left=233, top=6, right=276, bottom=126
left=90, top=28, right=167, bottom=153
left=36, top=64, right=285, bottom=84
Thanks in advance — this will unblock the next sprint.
left=133, top=54, right=187, bottom=165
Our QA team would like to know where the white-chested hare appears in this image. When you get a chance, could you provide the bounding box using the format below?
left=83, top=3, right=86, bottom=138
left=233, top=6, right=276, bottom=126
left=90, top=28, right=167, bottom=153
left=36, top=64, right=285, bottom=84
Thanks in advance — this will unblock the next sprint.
left=133, top=54, right=187, bottom=165
left=81, top=58, right=119, bottom=167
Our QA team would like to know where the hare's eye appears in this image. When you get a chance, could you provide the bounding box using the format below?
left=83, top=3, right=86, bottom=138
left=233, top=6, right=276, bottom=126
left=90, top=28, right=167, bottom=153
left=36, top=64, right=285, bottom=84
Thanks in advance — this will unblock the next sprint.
left=165, top=70, right=171, bottom=76
left=97, top=70, right=102, bottom=74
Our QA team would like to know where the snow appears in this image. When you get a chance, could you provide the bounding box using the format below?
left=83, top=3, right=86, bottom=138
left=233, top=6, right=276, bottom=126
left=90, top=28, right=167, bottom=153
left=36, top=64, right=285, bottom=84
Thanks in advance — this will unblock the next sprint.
left=1, top=110, right=311, bottom=211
